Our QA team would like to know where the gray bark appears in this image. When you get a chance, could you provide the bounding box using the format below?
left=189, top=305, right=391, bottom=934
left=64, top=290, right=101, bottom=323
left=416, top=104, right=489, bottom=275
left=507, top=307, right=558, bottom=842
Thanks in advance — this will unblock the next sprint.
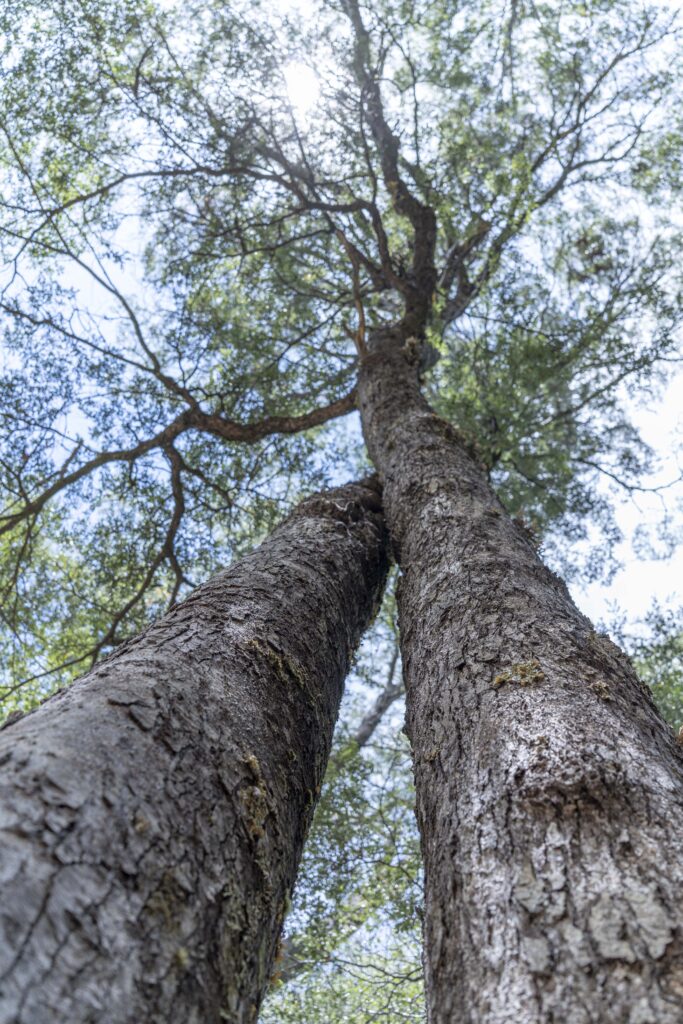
left=358, top=329, right=683, bottom=1024
left=0, top=480, right=388, bottom=1024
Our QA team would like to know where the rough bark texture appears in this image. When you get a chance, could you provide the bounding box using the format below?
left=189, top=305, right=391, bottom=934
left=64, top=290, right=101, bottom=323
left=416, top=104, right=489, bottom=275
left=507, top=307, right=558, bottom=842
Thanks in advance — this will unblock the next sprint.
left=0, top=480, right=388, bottom=1024
left=358, top=329, right=683, bottom=1024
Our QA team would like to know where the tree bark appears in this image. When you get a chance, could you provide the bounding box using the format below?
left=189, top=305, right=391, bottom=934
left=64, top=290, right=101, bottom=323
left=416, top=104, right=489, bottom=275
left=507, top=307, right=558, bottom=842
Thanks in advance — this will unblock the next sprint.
left=0, top=480, right=388, bottom=1024
left=358, top=329, right=683, bottom=1024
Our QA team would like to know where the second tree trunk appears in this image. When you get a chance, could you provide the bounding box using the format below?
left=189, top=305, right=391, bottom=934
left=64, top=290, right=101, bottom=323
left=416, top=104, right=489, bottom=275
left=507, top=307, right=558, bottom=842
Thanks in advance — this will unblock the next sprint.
left=0, top=479, right=388, bottom=1024
left=359, top=330, right=683, bottom=1024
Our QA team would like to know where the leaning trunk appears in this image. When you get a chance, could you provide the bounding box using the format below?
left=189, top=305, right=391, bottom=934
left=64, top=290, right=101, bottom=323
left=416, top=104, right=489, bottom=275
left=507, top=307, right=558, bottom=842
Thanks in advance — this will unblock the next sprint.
left=358, top=331, right=683, bottom=1024
left=0, top=480, right=388, bottom=1024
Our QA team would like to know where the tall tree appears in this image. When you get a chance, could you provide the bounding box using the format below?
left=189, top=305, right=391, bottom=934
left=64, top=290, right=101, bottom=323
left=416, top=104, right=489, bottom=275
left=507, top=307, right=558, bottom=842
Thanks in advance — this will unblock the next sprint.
left=359, top=331, right=683, bottom=1023
left=1, top=0, right=683, bottom=1021
left=0, top=479, right=388, bottom=1023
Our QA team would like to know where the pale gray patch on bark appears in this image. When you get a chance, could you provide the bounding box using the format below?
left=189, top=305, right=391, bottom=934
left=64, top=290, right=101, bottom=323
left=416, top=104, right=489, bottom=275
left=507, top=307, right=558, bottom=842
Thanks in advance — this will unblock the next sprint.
left=358, top=330, right=683, bottom=1024
left=0, top=480, right=389, bottom=1024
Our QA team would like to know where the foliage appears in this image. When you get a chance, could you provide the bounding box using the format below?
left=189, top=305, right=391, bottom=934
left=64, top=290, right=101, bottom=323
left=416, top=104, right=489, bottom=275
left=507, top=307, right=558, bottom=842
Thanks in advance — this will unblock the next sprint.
left=264, top=939, right=425, bottom=1024
left=631, top=605, right=683, bottom=728
left=263, top=726, right=424, bottom=1024
left=1, top=0, right=681, bottom=705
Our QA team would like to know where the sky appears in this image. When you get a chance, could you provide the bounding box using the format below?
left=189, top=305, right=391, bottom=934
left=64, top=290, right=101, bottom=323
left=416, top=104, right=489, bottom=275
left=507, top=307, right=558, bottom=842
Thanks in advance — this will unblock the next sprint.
left=571, top=368, right=683, bottom=629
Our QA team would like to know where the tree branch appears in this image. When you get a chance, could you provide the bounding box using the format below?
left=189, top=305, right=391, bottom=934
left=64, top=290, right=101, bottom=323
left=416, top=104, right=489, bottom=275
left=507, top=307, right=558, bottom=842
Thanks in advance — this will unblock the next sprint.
left=342, top=0, right=437, bottom=334
left=0, top=390, right=357, bottom=535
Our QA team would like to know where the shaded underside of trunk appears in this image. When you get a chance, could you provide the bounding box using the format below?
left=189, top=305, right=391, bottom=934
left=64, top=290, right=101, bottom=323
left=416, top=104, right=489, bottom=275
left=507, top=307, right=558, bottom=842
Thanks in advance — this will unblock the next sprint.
left=0, top=480, right=389, bottom=1024
left=358, top=331, right=683, bottom=1024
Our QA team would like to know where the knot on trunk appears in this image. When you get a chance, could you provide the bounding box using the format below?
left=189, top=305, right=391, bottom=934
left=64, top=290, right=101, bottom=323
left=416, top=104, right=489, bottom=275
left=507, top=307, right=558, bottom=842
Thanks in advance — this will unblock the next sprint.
left=402, top=336, right=440, bottom=375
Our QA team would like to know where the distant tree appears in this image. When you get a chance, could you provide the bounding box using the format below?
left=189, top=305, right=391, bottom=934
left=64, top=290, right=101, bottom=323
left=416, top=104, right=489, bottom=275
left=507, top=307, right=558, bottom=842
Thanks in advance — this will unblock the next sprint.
left=1, top=0, right=683, bottom=1021
left=630, top=605, right=683, bottom=728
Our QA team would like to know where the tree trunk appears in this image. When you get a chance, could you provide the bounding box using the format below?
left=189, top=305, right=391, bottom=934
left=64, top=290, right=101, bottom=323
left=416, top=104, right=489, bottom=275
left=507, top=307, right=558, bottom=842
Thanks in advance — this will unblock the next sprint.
left=0, top=480, right=388, bottom=1024
left=358, top=330, right=683, bottom=1024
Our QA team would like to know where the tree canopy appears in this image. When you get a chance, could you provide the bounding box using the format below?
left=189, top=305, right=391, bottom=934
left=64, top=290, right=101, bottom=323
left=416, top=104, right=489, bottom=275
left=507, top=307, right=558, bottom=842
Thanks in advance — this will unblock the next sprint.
left=1, top=0, right=682, bottom=1017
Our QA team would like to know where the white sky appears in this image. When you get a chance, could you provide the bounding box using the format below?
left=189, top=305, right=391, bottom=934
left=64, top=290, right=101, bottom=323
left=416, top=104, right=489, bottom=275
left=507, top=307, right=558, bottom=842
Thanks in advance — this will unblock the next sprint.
left=283, top=62, right=320, bottom=117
